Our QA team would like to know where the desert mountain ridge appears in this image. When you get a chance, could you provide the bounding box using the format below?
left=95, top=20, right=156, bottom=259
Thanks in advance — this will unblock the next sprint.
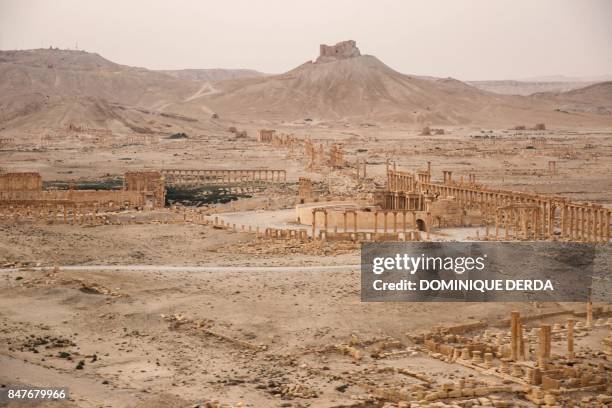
left=531, top=81, right=612, bottom=116
left=468, top=80, right=599, bottom=96
left=0, top=48, right=209, bottom=134
left=1, top=43, right=611, bottom=135
left=180, top=41, right=612, bottom=126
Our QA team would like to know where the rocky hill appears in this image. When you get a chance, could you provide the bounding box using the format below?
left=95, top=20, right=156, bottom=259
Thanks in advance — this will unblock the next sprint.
left=158, top=68, right=266, bottom=82
left=531, top=82, right=612, bottom=115
left=186, top=41, right=611, bottom=126
left=0, top=48, right=201, bottom=132
left=2, top=45, right=611, bottom=132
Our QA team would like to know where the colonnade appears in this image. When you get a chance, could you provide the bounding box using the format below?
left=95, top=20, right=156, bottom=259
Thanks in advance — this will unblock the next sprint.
left=386, top=168, right=610, bottom=242
left=161, top=169, right=287, bottom=186
left=311, top=208, right=424, bottom=241
left=493, top=205, right=542, bottom=240
left=380, top=192, right=425, bottom=211
left=561, top=203, right=610, bottom=242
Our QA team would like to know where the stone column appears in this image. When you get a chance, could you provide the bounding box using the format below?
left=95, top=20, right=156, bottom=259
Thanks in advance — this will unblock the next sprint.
left=495, top=212, right=499, bottom=240
left=561, top=205, right=567, bottom=238
left=383, top=211, right=388, bottom=234
left=592, top=209, right=598, bottom=243
left=311, top=210, right=316, bottom=239
left=599, top=209, right=605, bottom=242
left=323, top=210, right=328, bottom=236
left=484, top=352, right=493, bottom=368
left=581, top=207, right=586, bottom=241
left=567, top=319, right=574, bottom=359
left=586, top=292, right=593, bottom=329
left=569, top=206, right=575, bottom=240
left=576, top=206, right=581, bottom=241
left=519, top=321, right=525, bottom=359
left=538, top=324, right=551, bottom=368
left=572, top=207, right=580, bottom=241
left=499, top=358, right=510, bottom=374
left=510, top=311, right=520, bottom=361
left=541, top=202, right=547, bottom=239
left=505, top=210, right=510, bottom=239
left=521, top=209, right=528, bottom=239
left=606, top=210, right=610, bottom=242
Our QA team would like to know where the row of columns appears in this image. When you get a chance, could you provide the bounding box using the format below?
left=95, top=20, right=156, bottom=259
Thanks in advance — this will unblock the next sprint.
left=493, top=206, right=542, bottom=240
left=387, top=165, right=611, bottom=242
left=383, top=192, right=425, bottom=211
left=0, top=203, right=115, bottom=224
left=264, top=228, right=308, bottom=240
left=509, top=312, right=565, bottom=368
left=422, top=182, right=546, bottom=214
left=561, top=204, right=610, bottom=242
left=387, top=171, right=415, bottom=192
left=311, top=208, right=427, bottom=240
left=509, top=305, right=595, bottom=369
left=0, top=173, right=43, bottom=191
left=210, top=215, right=312, bottom=241
left=162, top=169, right=287, bottom=184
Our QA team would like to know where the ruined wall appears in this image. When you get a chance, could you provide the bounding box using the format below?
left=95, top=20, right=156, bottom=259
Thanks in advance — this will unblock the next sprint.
left=124, top=171, right=166, bottom=208
left=0, top=171, right=164, bottom=210
left=316, top=40, right=361, bottom=63
left=0, top=172, right=43, bottom=192
left=258, top=129, right=275, bottom=142
left=428, top=198, right=465, bottom=228
left=296, top=202, right=428, bottom=230
left=298, top=177, right=314, bottom=203
left=0, top=190, right=145, bottom=207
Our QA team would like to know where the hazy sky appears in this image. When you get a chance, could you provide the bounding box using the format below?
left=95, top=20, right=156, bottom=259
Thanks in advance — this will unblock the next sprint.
left=1, top=0, right=611, bottom=80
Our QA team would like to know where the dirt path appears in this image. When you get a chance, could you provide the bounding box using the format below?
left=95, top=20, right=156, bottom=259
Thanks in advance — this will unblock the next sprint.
left=1, top=264, right=361, bottom=273
left=183, top=82, right=219, bottom=102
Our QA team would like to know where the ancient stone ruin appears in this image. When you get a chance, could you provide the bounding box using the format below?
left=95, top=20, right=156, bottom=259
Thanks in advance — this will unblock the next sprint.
left=0, top=172, right=42, bottom=191
left=0, top=171, right=166, bottom=224
left=124, top=171, right=166, bottom=209
left=316, top=40, right=361, bottom=63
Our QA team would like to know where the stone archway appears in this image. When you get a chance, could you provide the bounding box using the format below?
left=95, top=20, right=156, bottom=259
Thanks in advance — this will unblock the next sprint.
left=416, top=219, right=426, bottom=231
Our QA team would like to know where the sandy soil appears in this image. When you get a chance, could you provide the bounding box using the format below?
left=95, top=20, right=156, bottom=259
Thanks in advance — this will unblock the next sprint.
left=1, top=123, right=610, bottom=407
left=2, top=263, right=592, bottom=408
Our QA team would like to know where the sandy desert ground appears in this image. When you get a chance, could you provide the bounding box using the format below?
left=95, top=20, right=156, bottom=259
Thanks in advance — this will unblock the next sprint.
left=2, top=122, right=611, bottom=407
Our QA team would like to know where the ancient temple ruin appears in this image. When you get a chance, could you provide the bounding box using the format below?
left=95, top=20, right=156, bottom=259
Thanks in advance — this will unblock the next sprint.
left=124, top=171, right=166, bottom=208
left=0, top=172, right=42, bottom=191
left=0, top=171, right=166, bottom=224
left=293, top=160, right=610, bottom=242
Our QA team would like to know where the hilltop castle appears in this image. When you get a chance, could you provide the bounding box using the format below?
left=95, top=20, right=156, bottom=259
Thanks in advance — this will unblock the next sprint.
left=316, top=40, right=361, bottom=63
